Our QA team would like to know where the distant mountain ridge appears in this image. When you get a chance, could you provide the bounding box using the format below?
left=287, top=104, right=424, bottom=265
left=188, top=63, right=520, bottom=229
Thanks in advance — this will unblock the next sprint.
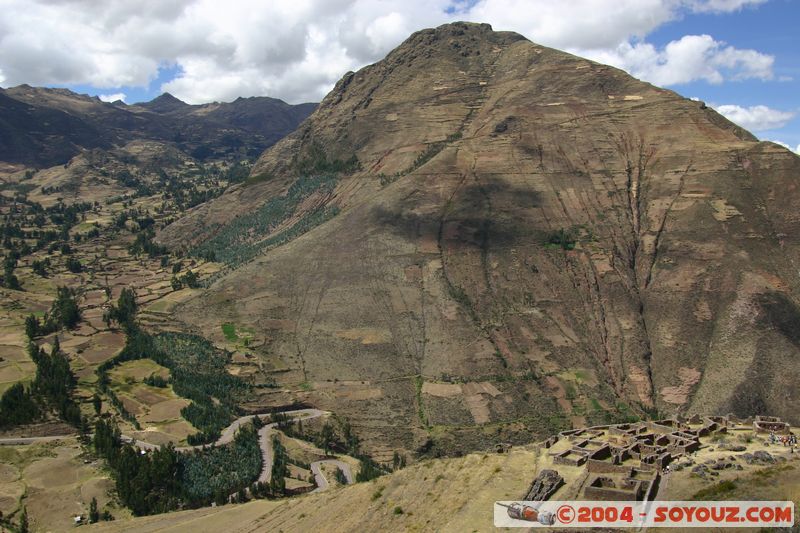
left=0, top=84, right=316, bottom=167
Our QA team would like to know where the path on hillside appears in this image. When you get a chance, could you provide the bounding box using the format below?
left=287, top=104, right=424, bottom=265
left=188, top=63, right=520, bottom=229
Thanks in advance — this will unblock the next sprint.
left=0, top=408, right=354, bottom=492
left=255, top=413, right=354, bottom=491
left=127, top=407, right=352, bottom=492
left=117, top=408, right=325, bottom=452
left=0, top=435, right=73, bottom=445
left=310, top=459, right=355, bottom=492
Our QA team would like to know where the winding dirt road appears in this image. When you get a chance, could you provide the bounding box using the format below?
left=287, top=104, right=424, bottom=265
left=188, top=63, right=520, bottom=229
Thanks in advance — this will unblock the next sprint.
left=310, top=459, right=355, bottom=492
left=0, top=408, right=354, bottom=492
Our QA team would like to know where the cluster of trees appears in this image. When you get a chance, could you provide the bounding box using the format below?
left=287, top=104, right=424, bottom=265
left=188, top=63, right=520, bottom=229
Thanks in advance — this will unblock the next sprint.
left=29, top=338, right=82, bottom=426
left=276, top=414, right=359, bottom=457
left=31, top=257, right=50, bottom=277
left=97, top=315, right=248, bottom=446
left=0, top=283, right=85, bottom=429
left=104, top=287, right=137, bottom=332
left=47, top=201, right=93, bottom=229
left=129, top=228, right=168, bottom=258
left=1, top=251, right=21, bottom=289
left=0, top=382, right=39, bottom=428
left=333, top=466, right=348, bottom=484
left=94, top=418, right=264, bottom=515
left=65, top=255, right=83, bottom=273
left=220, top=162, right=250, bottom=184
left=25, top=287, right=81, bottom=338
left=2, top=198, right=93, bottom=247
left=545, top=228, right=577, bottom=250
left=152, top=332, right=248, bottom=443
left=293, top=143, right=360, bottom=177
left=93, top=419, right=181, bottom=515
left=190, top=172, right=340, bottom=266
left=88, top=496, right=113, bottom=523
left=143, top=374, right=168, bottom=388
left=170, top=270, right=199, bottom=291
left=2, top=197, right=97, bottom=256
left=269, top=435, right=288, bottom=496
left=275, top=413, right=394, bottom=483
left=0, top=337, right=83, bottom=429
left=180, top=425, right=262, bottom=504
left=157, top=166, right=227, bottom=212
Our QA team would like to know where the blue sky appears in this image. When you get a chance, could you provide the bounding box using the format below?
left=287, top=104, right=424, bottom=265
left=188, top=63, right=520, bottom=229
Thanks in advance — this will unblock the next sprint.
left=646, top=0, right=799, bottom=147
left=0, top=0, right=797, bottom=150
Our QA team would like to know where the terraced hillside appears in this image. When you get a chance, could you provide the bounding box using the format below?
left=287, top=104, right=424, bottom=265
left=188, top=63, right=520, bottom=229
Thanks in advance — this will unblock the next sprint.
left=159, top=22, right=800, bottom=458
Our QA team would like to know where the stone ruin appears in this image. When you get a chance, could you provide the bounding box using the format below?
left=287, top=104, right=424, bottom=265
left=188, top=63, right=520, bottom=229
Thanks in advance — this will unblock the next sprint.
left=753, top=415, right=791, bottom=435
left=521, top=469, right=564, bottom=501
left=525, top=414, right=792, bottom=503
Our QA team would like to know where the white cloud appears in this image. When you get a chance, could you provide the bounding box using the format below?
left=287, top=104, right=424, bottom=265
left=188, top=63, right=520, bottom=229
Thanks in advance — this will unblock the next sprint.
left=715, top=104, right=795, bottom=131
left=583, top=34, right=773, bottom=86
left=98, top=92, right=126, bottom=103
left=0, top=0, right=778, bottom=104
left=686, top=0, right=767, bottom=12
left=464, top=0, right=675, bottom=50
left=769, top=140, right=800, bottom=154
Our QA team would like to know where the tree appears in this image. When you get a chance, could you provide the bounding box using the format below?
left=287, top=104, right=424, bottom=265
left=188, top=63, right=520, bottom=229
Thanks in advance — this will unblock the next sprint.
left=319, top=422, right=335, bottom=455
left=49, top=287, right=81, bottom=329
left=108, top=287, right=137, bottom=331
left=31, top=259, right=48, bottom=277
left=392, top=451, right=406, bottom=470
left=0, top=383, right=39, bottom=428
left=24, top=314, right=40, bottom=340
left=89, top=497, right=99, bottom=523
left=355, top=456, right=385, bottom=483
left=2, top=258, right=21, bottom=289
left=170, top=276, right=182, bottom=291
left=19, top=507, right=28, bottom=533
left=92, top=393, right=102, bottom=415
left=180, top=270, right=199, bottom=289
left=66, top=256, right=83, bottom=273
left=340, top=417, right=359, bottom=455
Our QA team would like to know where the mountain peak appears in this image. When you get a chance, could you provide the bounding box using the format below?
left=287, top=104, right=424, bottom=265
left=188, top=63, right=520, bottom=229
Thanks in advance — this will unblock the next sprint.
left=139, top=92, right=189, bottom=113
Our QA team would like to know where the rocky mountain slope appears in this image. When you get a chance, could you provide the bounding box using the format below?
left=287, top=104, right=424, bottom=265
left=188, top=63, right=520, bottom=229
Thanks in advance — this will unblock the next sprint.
left=159, top=22, right=800, bottom=457
left=0, top=85, right=316, bottom=167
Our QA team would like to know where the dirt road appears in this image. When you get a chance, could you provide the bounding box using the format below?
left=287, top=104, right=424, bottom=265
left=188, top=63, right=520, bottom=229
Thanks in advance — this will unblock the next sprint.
left=310, top=459, right=355, bottom=492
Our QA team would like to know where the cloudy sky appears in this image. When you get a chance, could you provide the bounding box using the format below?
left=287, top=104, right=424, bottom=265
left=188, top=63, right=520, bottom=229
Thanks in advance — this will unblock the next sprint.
left=0, top=0, right=798, bottom=150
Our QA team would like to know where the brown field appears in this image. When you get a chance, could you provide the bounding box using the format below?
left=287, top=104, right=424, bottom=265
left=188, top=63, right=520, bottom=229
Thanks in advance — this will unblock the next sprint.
left=0, top=439, right=130, bottom=531
left=109, top=359, right=169, bottom=383
left=79, top=331, right=127, bottom=364
left=108, top=360, right=197, bottom=444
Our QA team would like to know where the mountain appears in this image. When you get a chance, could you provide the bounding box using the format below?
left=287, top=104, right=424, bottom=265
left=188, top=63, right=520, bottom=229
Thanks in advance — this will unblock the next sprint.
left=158, top=22, right=800, bottom=458
left=136, top=92, right=191, bottom=114
left=0, top=85, right=316, bottom=167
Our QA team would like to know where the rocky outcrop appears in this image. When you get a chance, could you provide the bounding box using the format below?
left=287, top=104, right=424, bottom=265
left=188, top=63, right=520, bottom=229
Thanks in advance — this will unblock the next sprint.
left=523, top=469, right=564, bottom=501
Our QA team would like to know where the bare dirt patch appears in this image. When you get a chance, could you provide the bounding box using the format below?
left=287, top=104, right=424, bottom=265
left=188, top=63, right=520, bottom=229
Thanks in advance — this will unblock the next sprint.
left=79, top=331, right=126, bottom=364
left=335, top=328, right=391, bottom=345
left=660, top=366, right=702, bottom=405
left=422, top=382, right=462, bottom=398
left=142, top=398, right=191, bottom=422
